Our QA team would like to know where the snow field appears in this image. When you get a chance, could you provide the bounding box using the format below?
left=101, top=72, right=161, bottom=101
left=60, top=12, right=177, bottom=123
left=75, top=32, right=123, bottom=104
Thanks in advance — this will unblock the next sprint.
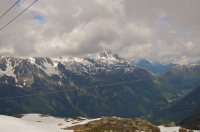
left=0, top=114, right=99, bottom=132
left=1, top=114, right=200, bottom=132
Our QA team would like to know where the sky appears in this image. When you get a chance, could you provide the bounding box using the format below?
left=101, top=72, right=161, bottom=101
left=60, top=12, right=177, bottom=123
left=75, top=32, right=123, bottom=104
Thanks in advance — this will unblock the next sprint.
left=0, top=0, right=200, bottom=64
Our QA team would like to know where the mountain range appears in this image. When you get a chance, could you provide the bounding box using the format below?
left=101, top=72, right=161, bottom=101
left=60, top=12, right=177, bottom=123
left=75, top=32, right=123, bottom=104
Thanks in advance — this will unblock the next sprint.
left=0, top=50, right=177, bottom=118
left=0, top=50, right=200, bottom=126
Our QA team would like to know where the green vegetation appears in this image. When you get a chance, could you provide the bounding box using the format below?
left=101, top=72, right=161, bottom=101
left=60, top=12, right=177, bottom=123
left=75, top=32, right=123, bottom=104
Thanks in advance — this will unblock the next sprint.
left=179, top=110, right=200, bottom=130
left=0, top=66, right=179, bottom=119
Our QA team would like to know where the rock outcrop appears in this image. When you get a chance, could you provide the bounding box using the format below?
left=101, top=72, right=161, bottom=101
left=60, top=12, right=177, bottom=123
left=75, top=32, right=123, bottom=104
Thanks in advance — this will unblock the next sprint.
left=66, top=116, right=160, bottom=132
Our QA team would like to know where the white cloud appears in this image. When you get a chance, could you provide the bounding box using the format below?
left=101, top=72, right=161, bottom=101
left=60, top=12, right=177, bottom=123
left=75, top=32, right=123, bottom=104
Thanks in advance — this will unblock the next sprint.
left=0, top=0, right=200, bottom=64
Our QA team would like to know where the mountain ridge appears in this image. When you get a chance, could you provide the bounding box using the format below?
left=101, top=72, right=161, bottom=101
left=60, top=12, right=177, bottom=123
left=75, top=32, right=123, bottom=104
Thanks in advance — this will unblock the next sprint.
left=161, top=62, right=200, bottom=90
left=0, top=51, right=177, bottom=119
left=133, top=59, right=174, bottom=75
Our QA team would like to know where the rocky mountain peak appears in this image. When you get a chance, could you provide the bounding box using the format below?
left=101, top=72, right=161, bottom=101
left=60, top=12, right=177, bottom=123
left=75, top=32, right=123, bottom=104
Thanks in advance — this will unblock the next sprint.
left=98, top=50, right=113, bottom=59
left=97, top=50, right=123, bottom=61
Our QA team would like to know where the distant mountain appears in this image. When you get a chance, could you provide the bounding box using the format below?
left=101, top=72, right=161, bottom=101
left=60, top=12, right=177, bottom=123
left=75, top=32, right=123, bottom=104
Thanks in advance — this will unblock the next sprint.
left=162, top=62, right=200, bottom=90
left=0, top=51, right=177, bottom=118
left=133, top=59, right=173, bottom=75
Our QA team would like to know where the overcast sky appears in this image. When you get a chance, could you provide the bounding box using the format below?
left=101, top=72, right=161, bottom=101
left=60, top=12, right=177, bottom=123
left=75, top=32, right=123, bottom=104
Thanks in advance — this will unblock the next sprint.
left=0, top=0, right=200, bottom=64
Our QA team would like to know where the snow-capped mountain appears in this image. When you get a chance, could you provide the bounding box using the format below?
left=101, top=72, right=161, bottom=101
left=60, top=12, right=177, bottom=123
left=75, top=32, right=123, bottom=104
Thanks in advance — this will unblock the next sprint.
left=170, top=62, right=200, bottom=71
left=0, top=50, right=142, bottom=87
left=0, top=51, right=178, bottom=120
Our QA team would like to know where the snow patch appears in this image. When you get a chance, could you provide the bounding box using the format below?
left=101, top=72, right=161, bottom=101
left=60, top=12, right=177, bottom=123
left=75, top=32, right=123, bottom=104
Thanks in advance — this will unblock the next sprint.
left=42, top=61, right=59, bottom=76
left=0, top=114, right=100, bottom=132
left=28, top=57, right=35, bottom=64
left=73, top=58, right=83, bottom=62
left=0, top=59, right=16, bottom=78
left=33, top=58, right=59, bottom=76
left=23, top=80, right=26, bottom=86
left=15, top=85, right=23, bottom=88
left=158, top=125, right=199, bottom=132
left=0, top=114, right=199, bottom=132
left=15, top=78, right=18, bottom=82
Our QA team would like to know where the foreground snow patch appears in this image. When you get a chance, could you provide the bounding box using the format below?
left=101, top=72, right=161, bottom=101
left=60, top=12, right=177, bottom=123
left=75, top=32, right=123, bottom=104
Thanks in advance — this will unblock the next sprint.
left=1, top=114, right=199, bottom=132
left=0, top=114, right=99, bottom=132
left=158, top=125, right=200, bottom=132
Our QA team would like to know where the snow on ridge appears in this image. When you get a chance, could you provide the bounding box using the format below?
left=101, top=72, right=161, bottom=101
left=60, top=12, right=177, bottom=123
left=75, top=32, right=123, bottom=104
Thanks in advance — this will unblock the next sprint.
left=73, top=58, right=83, bottom=62
left=97, top=54, right=117, bottom=61
left=0, top=58, right=16, bottom=78
left=81, top=59, right=94, bottom=66
left=28, top=57, right=35, bottom=64
left=38, top=58, right=59, bottom=76
left=52, top=57, right=84, bottom=63
left=0, top=56, right=136, bottom=77
left=26, top=57, right=59, bottom=76
left=97, top=50, right=118, bottom=61
left=187, top=62, right=200, bottom=68
left=172, top=62, right=200, bottom=70
left=51, top=51, right=126, bottom=69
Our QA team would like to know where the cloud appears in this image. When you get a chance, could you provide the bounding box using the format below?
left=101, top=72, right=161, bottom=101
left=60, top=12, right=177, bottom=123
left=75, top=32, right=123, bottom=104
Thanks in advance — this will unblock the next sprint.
left=0, top=0, right=200, bottom=64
